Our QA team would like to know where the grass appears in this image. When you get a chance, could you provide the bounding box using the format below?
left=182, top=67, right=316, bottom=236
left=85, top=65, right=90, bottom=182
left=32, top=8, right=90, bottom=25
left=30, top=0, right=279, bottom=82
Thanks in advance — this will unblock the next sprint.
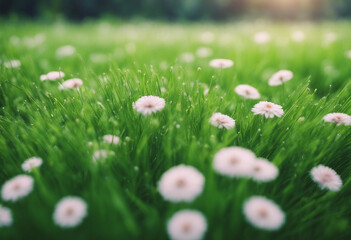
left=0, top=20, right=351, bottom=239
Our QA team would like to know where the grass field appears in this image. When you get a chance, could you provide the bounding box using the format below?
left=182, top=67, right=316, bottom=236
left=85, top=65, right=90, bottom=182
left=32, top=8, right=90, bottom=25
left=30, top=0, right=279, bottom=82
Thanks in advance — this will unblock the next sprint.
left=0, top=21, right=351, bottom=239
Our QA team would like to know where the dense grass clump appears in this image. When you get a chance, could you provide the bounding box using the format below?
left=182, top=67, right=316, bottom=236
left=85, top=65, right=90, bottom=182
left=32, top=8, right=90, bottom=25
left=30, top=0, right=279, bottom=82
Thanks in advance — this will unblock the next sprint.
left=0, top=21, right=351, bottom=239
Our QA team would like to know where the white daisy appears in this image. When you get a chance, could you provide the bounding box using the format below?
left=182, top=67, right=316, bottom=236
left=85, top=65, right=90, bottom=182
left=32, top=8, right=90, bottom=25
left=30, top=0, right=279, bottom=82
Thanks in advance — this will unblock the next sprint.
left=167, top=210, right=207, bottom=240
left=1, top=175, right=34, bottom=202
left=209, top=113, right=235, bottom=130
left=4, top=60, right=21, bottom=68
left=250, top=158, right=278, bottom=182
left=346, top=50, right=351, bottom=59
left=322, top=113, right=351, bottom=126
left=90, top=53, right=107, bottom=63
left=213, top=147, right=256, bottom=178
left=53, top=196, right=88, bottom=228
left=209, top=59, right=234, bottom=69
left=324, top=32, right=337, bottom=43
left=200, top=31, right=214, bottom=44
left=310, top=165, right=342, bottom=191
left=254, top=32, right=271, bottom=44
left=41, top=71, right=65, bottom=81
left=103, top=135, right=120, bottom=145
left=0, top=205, right=12, bottom=227
left=234, top=84, right=261, bottom=99
left=251, top=101, right=284, bottom=118
left=21, top=157, right=43, bottom=172
left=268, top=70, right=293, bottom=86
left=243, top=196, right=285, bottom=231
left=92, top=150, right=115, bottom=162
left=196, top=47, right=212, bottom=58
left=56, top=45, right=76, bottom=57
left=59, top=78, right=83, bottom=90
left=180, top=53, right=195, bottom=63
left=158, top=165, right=204, bottom=203
left=133, top=96, right=166, bottom=115
left=291, top=31, right=305, bottom=42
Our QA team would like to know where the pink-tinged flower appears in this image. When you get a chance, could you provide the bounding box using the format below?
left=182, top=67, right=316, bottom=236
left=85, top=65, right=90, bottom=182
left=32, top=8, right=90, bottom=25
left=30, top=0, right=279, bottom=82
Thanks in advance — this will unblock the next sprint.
left=133, top=96, right=166, bottom=115
left=213, top=147, right=256, bottom=178
left=1, top=175, right=34, bottom=202
left=167, top=210, right=207, bottom=240
left=103, top=135, right=120, bottom=145
left=41, top=71, right=65, bottom=81
left=92, top=150, right=115, bottom=162
left=250, top=158, right=278, bottom=182
left=21, top=157, right=43, bottom=172
left=209, top=59, right=234, bottom=69
left=59, top=78, right=83, bottom=90
left=209, top=113, right=235, bottom=129
left=4, top=60, right=21, bottom=68
left=268, top=70, right=293, bottom=86
left=53, top=196, right=88, bottom=228
left=244, top=196, right=285, bottom=231
left=251, top=101, right=284, bottom=118
left=158, top=165, right=205, bottom=203
left=0, top=205, right=12, bottom=227
left=235, top=84, right=260, bottom=99
left=311, top=165, right=342, bottom=191
left=322, top=113, right=351, bottom=126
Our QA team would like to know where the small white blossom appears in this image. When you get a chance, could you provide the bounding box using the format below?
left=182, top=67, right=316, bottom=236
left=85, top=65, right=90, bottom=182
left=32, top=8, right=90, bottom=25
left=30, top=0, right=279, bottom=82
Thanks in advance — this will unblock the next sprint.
left=53, top=196, right=88, bottom=228
left=133, top=96, right=166, bottom=115
left=209, top=59, right=234, bottom=69
left=213, top=147, right=256, bottom=178
left=103, top=135, right=120, bottom=145
left=59, top=78, right=83, bottom=90
left=291, top=31, right=305, bottom=42
left=4, top=60, right=21, bottom=68
left=252, top=101, right=284, bottom=118
left=250, top=158, right=278, bottom=182
left=56, top=45, right=76, bottom=57
left=324, top=32, right=337, bottom=44
left=234, top=84, right=261, bottom=99
left=1, top=175, right=34, bottom=202
left=167, top=210, right=207, bottom=240
left=21, top=157, right=43, bottom=172
left=200, top=31, right=214, bottom=44
left=254, top=32, right=271, bottom=44
left=0, top=205, right=13, bottom=227
left=322, top=113, right=351, bottom=126
left=41, top=71, right=65, bottom=81
left=345, top=50, right=351, bottom=59
left=158, top=165, right=205, bottom=203
left=209, top=113, right=235, bottom=130
left=196, top=47, right=212, bottom=58
left=311, top=165, right=342, bottom=191
left=93, top=150, right=115, bottom=162
left=268, top=70, right=293, bottom=86
left=244, top=196, right=285, bottom=231
left=180, top=53, right=195, bottom=63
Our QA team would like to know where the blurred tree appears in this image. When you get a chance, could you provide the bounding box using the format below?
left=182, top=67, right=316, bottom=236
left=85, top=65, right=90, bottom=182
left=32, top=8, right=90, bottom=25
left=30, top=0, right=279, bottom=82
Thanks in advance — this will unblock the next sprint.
left=0, top=0, right=350, bottom=20
left=334, top=0, right=351, bottom=17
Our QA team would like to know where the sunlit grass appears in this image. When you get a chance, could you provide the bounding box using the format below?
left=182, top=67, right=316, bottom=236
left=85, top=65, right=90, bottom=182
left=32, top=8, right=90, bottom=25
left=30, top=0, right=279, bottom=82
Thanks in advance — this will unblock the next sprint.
left=0, top=21, right=351, bottom=239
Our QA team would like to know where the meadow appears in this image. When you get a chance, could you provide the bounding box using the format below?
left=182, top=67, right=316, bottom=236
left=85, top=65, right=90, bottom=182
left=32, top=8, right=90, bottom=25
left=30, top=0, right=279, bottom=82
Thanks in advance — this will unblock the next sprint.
left=0, top=21, right=351, bottom=239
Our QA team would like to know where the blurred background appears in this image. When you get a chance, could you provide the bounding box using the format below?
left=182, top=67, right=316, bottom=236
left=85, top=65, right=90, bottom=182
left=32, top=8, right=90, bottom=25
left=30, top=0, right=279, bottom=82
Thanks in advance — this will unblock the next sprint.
left=1, top=0, right=351, bottom=21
